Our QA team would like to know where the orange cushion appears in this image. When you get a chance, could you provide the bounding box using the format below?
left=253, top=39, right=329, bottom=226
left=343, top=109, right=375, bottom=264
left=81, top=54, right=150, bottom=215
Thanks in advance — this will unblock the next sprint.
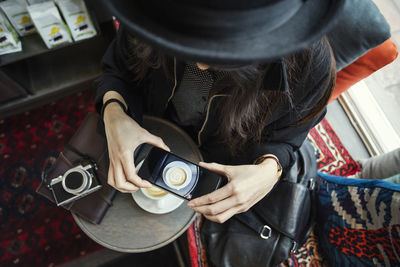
left=329, top=39, right=399, bottom=103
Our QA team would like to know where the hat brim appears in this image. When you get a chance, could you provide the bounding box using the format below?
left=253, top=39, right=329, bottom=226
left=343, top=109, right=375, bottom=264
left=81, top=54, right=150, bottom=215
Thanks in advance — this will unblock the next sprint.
left=102, top=0, right=345, bottom=64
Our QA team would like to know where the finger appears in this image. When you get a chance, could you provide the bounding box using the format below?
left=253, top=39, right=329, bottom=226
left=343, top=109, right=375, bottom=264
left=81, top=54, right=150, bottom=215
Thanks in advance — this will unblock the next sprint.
left=117, top=187, right=137, bottom=194
left=188, top=183, right=232, bottom=207
left=199, top=162, right=232, bottom=178
left=144, top=133, right=170, bottom=152
left=108, top=161, right=131, bottom=193
left=204, top=207, right=239, bottom=224
left=191, top=196, right=239, bottom=216
left=121, top=152, right=152, bottom=188
left=113, top=161, right=139, bottom=192
left=107, top=161, right=116, bottom=188
left=243, top=191, right=269, bottom=213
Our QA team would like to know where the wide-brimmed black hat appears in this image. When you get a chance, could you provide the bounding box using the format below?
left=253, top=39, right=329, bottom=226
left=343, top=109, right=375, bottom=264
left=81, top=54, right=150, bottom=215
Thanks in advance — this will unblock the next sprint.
left=102, top=0, right=345, bottom=65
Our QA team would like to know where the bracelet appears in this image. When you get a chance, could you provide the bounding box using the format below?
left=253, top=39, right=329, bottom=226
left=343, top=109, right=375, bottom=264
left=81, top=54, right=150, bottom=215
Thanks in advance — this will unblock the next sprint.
left=254, top=154, right=283, bottom=180
left=101, top=98, right=127, bottom=120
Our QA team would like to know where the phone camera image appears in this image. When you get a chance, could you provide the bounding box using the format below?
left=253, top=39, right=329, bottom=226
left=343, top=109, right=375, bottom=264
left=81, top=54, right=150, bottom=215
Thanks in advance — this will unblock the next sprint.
left=138, top=147, right=223, bottom=201
left=156, top=155, right=199, bottom=200
left=162, top=161, right=193, bottom=190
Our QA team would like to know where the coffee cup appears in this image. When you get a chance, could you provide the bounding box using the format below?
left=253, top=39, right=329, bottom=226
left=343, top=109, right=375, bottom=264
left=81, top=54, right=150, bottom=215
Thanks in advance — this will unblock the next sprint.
left=140, top=185, right=169, bottom=209
left=162, top=161, right=192, bottom=190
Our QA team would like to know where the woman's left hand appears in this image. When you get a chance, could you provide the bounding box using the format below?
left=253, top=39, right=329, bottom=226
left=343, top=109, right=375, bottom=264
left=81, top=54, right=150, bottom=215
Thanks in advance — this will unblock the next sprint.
left=188, top=159, right=280, bottom=223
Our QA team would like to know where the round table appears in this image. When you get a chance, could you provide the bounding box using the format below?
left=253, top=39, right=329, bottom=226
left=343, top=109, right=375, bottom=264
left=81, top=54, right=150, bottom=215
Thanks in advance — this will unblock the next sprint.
left=72, top=116, right=201, bottom=252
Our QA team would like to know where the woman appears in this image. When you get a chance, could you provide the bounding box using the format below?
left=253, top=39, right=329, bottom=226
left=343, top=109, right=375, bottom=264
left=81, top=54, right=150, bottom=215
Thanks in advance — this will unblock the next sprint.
left=95, top=0, right=344, bottom=224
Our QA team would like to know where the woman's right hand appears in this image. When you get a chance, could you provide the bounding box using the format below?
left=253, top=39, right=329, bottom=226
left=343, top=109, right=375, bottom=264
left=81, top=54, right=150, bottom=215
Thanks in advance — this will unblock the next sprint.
left=103, top=102, right=170, bottom=193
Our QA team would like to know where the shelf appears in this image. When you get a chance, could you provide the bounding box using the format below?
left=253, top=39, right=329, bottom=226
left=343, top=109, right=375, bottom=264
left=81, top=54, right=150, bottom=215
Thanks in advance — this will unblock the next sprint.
left=0, top=77, right=97, bottom=119
left=0, top=0, right=116, bottom=119
left=0, top=34, right=104, bottom=67
left=0, top=69, right=28, bottom=104
left=0, top=9, right=108, bottom=67
left=0, top=30, right=108, bottom=67
left=1, top=34, right=45, bottom=67
left=0, top=22, right=114, bottom=119
left=27, top=34, right=105, bottom=94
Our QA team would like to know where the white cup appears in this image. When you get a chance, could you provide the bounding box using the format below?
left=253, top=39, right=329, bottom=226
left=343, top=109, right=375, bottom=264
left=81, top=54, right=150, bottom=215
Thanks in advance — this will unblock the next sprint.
left=140, top=186, right=168, bottom=208
left=141, top=185, right=168, bottom=199
left=162, top=161, right=192, bottom=190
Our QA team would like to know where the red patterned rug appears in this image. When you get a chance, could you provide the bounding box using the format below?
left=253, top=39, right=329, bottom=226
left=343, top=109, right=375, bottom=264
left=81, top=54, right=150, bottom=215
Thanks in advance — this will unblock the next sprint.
left=0, top=89, right=361, bottom=267
left=308, top=119, right=360, bottom=177
left=0, top=90, right=103, bottom=266
left=187, top=119, right=361, bottom=267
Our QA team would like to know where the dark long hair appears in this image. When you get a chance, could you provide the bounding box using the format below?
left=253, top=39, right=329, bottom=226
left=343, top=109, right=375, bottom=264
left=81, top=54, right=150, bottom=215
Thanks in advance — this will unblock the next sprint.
left=126, top=36, right=336, bottom=154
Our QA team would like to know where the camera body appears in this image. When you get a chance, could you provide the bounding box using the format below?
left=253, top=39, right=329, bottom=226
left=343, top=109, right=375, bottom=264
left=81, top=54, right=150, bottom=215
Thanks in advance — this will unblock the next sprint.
left=49, top=163, right=102, bottom=206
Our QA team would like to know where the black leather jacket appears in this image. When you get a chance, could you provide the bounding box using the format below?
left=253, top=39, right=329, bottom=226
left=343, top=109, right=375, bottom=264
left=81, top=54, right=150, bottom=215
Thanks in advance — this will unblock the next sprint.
left=94, top=25, right=332, bottom=174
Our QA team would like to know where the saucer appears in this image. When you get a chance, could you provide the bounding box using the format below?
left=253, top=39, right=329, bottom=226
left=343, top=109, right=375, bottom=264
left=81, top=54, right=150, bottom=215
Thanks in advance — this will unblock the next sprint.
left=132, top=190, right=185, bottom=214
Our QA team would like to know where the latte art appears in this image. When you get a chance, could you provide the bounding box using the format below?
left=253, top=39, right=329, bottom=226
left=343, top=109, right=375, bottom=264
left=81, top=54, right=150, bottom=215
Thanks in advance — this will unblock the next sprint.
left=167, top=167, right=187, bottom=186
left=145, top=186, right=168, bottom=198
left=162, top=161, right=192, bottom=190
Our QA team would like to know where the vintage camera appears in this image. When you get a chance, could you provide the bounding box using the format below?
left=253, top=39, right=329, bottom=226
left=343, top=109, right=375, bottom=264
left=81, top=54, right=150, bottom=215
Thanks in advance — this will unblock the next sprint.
left=49, top=163, right=102, bottom=206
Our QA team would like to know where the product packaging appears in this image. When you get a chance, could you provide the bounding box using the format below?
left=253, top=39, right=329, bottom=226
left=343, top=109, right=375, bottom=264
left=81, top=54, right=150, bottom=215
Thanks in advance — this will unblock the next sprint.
left=55, top=0, right=96, bottom=42
left=26, top=0, right=48, bottom=4
left=27, top=1, right=72, bottom=49
left=0, top=0, right=36, bottom=36
left=0, top=10, right=22, bottom=55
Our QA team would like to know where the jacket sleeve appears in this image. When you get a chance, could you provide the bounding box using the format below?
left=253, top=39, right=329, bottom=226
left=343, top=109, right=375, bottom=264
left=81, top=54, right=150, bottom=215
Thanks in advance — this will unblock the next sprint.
left=244, top=108, right=326, bottom=172
left=241, top=47, right=332, bottom=172
left=94, top=25, right=144, bottom=124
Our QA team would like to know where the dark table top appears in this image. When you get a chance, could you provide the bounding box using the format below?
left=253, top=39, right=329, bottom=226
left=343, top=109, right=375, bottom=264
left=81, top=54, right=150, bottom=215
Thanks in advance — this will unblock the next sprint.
left=73, top=116, right=201, bottom=252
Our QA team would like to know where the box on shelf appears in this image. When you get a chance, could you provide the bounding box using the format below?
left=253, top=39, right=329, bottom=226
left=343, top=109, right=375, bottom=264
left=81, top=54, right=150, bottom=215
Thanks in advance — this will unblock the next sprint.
left=26, top=0, right=48, bottom=4
left=0, top=10, right=22, bottom=55
left=27, top=1, right=72, bottom=49
left=55, top=0, right=97, bottom=42
left=0, top=0, right=36, bottom=37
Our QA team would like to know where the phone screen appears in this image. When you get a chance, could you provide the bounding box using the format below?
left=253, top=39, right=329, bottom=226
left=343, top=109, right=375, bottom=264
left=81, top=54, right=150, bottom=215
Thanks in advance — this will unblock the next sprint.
left=137, top=146, right=223, bottom=200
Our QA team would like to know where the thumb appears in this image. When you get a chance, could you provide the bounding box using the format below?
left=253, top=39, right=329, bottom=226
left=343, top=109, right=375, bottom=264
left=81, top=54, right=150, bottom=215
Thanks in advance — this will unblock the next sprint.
left=199, top=162, right=232, bottom=178
left=145, top=132, right=170, bottom=152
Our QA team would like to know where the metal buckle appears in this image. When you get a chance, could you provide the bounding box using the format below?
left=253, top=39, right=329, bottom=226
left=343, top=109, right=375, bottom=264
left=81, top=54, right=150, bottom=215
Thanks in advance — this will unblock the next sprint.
left=308, top=178, right=315, bottom=190
left=260, top=225, right=272, bottom=240
left=291, top=241, right=298, bottom=253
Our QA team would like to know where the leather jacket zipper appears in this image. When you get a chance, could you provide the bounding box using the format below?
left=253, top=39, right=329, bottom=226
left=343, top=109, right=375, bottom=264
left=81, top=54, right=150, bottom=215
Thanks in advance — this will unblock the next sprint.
left=197, top=94, right=228, bottom=146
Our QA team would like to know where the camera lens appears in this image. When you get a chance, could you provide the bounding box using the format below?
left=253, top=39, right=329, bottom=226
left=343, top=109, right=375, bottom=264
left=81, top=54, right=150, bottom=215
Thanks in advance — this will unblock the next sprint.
left=62, top=166, right=92, bottom=195
left=64, top=172, right=84, bottom=190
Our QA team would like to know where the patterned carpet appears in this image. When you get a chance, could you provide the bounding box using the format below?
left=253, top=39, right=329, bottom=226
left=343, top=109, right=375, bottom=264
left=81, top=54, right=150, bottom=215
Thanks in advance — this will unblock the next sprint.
left=0, top=90, right=102, bottom=266
left=187, top=118, right=361, bottom=267
left=0, top=89, right=361, bottom=266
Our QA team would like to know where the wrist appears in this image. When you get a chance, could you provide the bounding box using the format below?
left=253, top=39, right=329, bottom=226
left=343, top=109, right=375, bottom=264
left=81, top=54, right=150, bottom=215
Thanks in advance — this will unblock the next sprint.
left=103, top=102, right=127, bottom=123
left=101, top=93, right=128, bottom=122
left=254, top=154, right=283, bottom=180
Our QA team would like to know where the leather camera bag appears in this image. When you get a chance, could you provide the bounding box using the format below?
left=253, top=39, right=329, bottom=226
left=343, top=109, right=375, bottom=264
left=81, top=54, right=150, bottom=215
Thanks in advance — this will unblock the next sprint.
left=36, top=112, right=117, bottom=224
left=201, top=140, right=317, bottom=267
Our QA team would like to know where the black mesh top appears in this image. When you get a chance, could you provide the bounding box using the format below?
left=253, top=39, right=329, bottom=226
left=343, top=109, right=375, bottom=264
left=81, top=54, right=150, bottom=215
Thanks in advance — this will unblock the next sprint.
left=171, top=63, right=226, bottom=128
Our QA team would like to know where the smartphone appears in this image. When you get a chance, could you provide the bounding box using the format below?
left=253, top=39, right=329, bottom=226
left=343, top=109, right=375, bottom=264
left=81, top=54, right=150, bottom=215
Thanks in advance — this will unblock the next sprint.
left=137, top=146, right=224, bottom=200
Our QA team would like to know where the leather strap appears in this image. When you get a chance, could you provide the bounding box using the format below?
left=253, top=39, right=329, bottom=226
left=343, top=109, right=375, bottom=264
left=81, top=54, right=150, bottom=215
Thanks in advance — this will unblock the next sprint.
left=235, top=212, right=272, bottom=240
